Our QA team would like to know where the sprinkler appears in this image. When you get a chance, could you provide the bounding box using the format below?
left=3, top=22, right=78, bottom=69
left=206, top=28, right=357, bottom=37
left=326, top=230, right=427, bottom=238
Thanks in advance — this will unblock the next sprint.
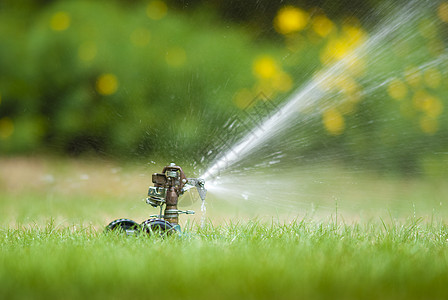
left=106, top=163, right=206, bottom=235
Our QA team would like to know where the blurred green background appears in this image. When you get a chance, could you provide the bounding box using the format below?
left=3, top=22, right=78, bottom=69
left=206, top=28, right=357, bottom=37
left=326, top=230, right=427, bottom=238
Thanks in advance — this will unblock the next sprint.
left=0, top=0, right=447, bottom=175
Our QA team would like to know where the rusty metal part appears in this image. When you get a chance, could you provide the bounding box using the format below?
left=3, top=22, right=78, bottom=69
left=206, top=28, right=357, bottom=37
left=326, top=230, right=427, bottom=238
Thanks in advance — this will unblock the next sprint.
left=147, top=163, right=206, bottom=226
left=162, top=164, right=187, bottom=193
left=164, top=186, right=179, bottom=224
left=152, top=173, right=167, bottom=186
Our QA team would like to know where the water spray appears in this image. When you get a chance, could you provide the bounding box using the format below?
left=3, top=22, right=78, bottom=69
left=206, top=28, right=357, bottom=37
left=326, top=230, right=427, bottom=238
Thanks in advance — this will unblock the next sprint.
left=200, top=1, right=440, bottom=182
left=106, top=163, right=206, bottom=235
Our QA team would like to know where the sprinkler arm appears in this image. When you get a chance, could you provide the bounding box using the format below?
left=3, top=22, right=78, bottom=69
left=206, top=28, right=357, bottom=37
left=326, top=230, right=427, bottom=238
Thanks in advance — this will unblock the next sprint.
left=185, top=178, right=207, bottom=202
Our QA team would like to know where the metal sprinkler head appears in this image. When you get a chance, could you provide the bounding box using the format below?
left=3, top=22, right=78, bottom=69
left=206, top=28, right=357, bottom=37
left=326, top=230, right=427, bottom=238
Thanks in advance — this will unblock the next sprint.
left=106, top=163, right=207, bottom=235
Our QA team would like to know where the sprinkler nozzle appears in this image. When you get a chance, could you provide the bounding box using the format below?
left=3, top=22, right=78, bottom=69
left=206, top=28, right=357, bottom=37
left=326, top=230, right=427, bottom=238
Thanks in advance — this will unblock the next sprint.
left=185, top=178, right=207, bottom=202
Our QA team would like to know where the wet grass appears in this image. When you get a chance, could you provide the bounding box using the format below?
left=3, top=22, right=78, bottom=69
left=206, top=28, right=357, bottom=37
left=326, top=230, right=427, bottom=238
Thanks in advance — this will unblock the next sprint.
left=1, top=219, right=448, bottom=299
left=1, top=157, right=448, bottom=299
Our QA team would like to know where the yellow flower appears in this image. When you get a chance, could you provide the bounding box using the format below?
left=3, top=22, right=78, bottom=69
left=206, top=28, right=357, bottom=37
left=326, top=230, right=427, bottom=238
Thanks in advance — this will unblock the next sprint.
left=233, top=89, right=254, bottom=109
left=96, top=73, right=119, bottom=96
left=412, top=90, right=428, bottom=110
left=272, top=72, right=293, bottom=92
left=438, top=2, right=448, bottom=23
left=335, top=75, right=359, bottom=95
left=422, top=96, right=443, bottom=118
left=420, top=116, right=439, bottom=135
left=312, top=15, right=334, bottom=37
left=274, top=6, right=308, bottom=35
left=0, top=117, right=14, bottom=139
left=387, top=78, right=408, bottom=100
left=412, top=91, right=443, bottom=118
left=50, top=11, right=71, bottom=31
left=328, top=38, right=349, bottom=60
left=323, top=108, right=345, bottom=135
left=342, top=25, right=367, bottom=46
left=146, top=0, right=167, bottom=20
left=253, top=56, right=278, bottom=79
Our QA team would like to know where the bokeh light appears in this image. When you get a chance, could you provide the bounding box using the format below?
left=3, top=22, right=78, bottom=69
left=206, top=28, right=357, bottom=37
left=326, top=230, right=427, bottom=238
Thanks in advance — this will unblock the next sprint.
left=233, top=88, right=254, bottom=109
left=146, top=0, right=168, bottom=20
left=437, top=2, right=448, bottom=23
left=323, top=108, right=345, bottom=135
left=253, top=56, right=278, bottom=79
left=0, top=118, right=14, bottom=140
left=320, top=26, right=366, bottom=65
left=274, top=6, right=309, bottom=35
left=272, top=72, right=293, bottom=92
left=388, top=78, right=408, bottom=100
left=96, top=74, right=119, bottom=96
left=50, top=11, right=71, bottom=31
left=312, top=15, right=334, bottom=38
left=419, top=115, right=439, bottom=134
left=422, top=95, right=443, bottom=118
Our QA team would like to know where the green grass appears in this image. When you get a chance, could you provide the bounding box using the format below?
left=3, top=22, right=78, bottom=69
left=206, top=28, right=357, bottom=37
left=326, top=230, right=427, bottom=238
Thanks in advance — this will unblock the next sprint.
left=1, top=220, right=448, bottom=299
left=1, top=157, right=448, bottom=299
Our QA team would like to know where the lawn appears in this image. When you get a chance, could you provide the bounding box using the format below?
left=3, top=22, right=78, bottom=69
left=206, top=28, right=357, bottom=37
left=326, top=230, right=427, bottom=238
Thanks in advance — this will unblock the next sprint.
left=2, top=219, right=448, bottom=299
left=1, top=157, right=448, bottom=299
